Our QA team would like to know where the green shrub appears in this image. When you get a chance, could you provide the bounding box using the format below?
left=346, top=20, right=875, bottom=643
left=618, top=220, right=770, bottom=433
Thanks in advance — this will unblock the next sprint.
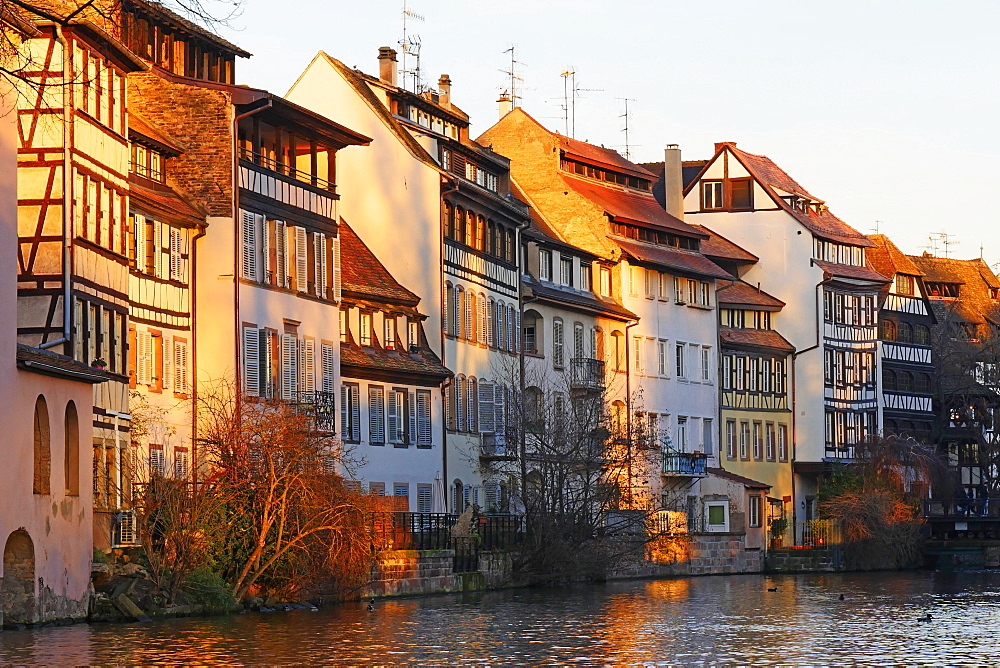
left=180, top=567, right=238, bottom=613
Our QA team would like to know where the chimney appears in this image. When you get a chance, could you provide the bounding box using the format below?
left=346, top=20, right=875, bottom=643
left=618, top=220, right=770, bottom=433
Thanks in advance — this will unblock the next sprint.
left=378, top=47, right=398, bottom=87
left=438, top=74, right=452, bottom=107
left=498, top=91, right=513, bottom=119
left=714, top=141, right=736, bottom=154
left=664, top=144, right=684, bottom=220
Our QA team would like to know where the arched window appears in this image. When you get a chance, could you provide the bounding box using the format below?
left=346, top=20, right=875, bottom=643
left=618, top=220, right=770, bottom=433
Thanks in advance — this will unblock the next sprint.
left=522, top=310, right=542, bottom=354
left=467, top=378, right=478, bottom=432
left=899, top=420, right=915, bottom=436
left=525, top=386, right=544, bottom=433
left=454, top=286, right=465, bottom=339
left=573, top=323, right=585, bottom=360
left=466, top=210, right=476, bottom=248
left=33, top=396, right=50, bottom=495
left=552, top=318, right=565, bottom=368
left=897, top=370, right=913, bottom=392
left=507, top=305, right=518, bottom=351
left=477, top=215, right=486, bottom=251
left=898, top=322, right=913, bottom=343
left=612, top=400, right=626, bottom=437
left=487, top=298, right=496, bottom=347
left=505, top=228, right=514, bottom=263
left=64, top=401, right=79, bottom=496
left=444, top=282, right=454, bottom=336
left=592, top=327, right=604, bottom=360
left=880, top=320, right=897, bottom=341
left=884, top=419, right=897, bottom=436
left=487, top=220, right=497, bottom=256
left=453, top=479, right=465, bottom=513
left=914, top=324, right=930, bottom=345
left=883, top=369, right=897, bottom=391
left=445, top=382, right=456, bottom=430
left=455, top=206, right=466, bottom=243
left=611, top=331, right=625, bottom=371
left=443, top=201, right=453, bottom=239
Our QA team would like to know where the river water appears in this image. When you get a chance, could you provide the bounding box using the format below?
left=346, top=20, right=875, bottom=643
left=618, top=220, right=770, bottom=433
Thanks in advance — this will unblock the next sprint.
left=3, top=571, right=1000, bottom=664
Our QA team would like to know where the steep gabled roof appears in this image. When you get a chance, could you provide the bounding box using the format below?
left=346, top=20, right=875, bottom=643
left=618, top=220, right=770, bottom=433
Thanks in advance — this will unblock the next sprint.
left=559, top=135, right=655, bottom=179
left=717, top=279, right=785, bottom=309
left=561, top=175, right=706, bottom=238
left=125, top=0, right=251, bottom=58
left=339, top=220, right=420, bottom=307
left=725, top=144, right=818, bottom=201
left=866, top=234, right=924, bottom=278
left=691, top=224, right=758, bottom=265
left=720, top=328, right=795, bottom=353
left=909, top=254, right=1000, bottom=325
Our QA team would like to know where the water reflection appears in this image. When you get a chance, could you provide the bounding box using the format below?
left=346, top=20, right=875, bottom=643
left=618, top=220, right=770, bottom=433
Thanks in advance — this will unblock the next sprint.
left=2, top=572, right=1000, bottom=664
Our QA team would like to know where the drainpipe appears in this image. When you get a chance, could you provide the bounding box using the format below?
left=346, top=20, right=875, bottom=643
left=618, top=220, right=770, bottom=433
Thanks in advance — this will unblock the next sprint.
left=190, top=223, right=207, bottom=483
left=519, top=292, right=539, bottom=503
left=231, top=99, right=272, bottom=396
left=789, top=271, right=829, bottom=537
left=439, top=176, right=459, bottom=508
left=624, top=318, right=638, bottom=504
left=41, top=25, right=73, bottom=351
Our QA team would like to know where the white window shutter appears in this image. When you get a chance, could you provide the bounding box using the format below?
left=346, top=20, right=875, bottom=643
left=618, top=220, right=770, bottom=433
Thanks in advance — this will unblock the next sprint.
left=417, top=391, right=431, bottom=445
left=321, top=343, right=335, bottom=392
left=259, top=330, right=274, bottom=398
left=302, top=338, right=315, bottom=394
left=281, top=334, right=298, bottom=400
left=332, top=234, right=342, bottom=302
left=275, top=221, right=288, bottom=288
left=478, top=381, right=494, bottom=434
left=139, top=331, right=153, bottom=386
left=295, top=226, right=308, bottom=292
left=169, top=227, right=182, bottom=281
left=350, top=387, right=361, bottom=441
left=175, top=340, right=188, bottom=392
left=242, top=327, right=259, bottom=396
left=152, top=220, right=162, bottom=277
left=340, top=384, right=348, bottom=437
left=162, top=335, right=172, bottom=390
left=494, top=384, right=506, bottom=444
left=465, top=292, right=473, bottom=341
left=260, top=216, right=270, bottom=284
left=135, top=215, right=147, bottom=273
left=369, top=387, right=385, bottom=443
left=387, top=389, right=399, bottom=443
left=479, top=295, right=487, bottom=342
left=408, top=390, right=417, bottom=445
left=314, top=232, right=326, bottom=298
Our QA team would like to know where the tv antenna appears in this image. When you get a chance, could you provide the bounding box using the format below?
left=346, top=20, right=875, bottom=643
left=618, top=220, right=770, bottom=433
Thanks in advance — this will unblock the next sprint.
left=559, top=69, right=603, bottom=138
left=399, top=1, right=425, bottom=92
left=617, top=97, right=637, bottom=160
left=500, top=45, right=524, bottom=109
left=927, top=232, right=959, bottom=258
left=871, top=220, right=881, bottom=234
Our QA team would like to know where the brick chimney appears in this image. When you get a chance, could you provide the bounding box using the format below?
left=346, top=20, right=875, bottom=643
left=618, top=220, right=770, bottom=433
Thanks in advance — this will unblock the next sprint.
left=438, top=74, right=452, bottom=107
left=664, top=144, right=684, bottom=220
left=498, top=91, right=513, bottom=119
left=715, top=141, right=736, bottom=154
left=378, top=47, right=398, bottom=87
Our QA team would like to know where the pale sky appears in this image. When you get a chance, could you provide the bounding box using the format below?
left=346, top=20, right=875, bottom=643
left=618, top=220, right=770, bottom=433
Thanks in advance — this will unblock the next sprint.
left=216, top=0, right=1000, bottom=270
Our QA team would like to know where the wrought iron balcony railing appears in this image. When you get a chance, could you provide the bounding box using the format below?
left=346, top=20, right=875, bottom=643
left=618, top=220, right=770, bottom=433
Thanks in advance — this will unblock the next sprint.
left=661, top=451, right=708, bottom=477
left=570, top=357, right=605, bottom=390
left=293, top=390, right=338, bottom=432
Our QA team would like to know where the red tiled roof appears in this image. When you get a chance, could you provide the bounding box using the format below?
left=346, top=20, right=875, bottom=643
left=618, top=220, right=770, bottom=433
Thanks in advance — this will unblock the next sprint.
left=720, top=328, right=795, bottom=353
left=691, top=225, right=758, bottom=264
left=339, top=220, right=420, bottom=306
left=716, top=280, right=785, bottom=309
left=129, top=175, right=205, bottom=226
left=340, top=341, right=450, bottom=381
left=788, top=207, right=876, bottom=247
left=866, top=234, right=924, bottom=278
left=557, top=135, right=654, bottom=179
left=813, top=259, right=891, bottom=284
left=561, top=175, right=706, bottom=238
left=909, top=254, right=1000, bottom=325
left=707, top=467, right=771, bottom=489
left=727, top=145, right=818, bottom=201
left=613, top=237, right=732, bottom=280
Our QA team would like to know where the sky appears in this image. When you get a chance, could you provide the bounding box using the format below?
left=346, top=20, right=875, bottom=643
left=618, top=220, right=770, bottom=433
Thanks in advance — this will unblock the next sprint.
left=214, top=0, right=1000, bottom=270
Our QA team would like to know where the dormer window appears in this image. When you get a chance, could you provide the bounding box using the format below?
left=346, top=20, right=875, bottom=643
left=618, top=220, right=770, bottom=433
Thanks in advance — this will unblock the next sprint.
left=559, top=157, right=651, bottom=191
left=701, top=178, right=752, bottom=211
left=702, top=181, right=723, bottom=209
left=895, top=274, right=915, bottom=296
left=926, top=282, right=960, bottom=298
left=131, top=143, right=164, bottom=182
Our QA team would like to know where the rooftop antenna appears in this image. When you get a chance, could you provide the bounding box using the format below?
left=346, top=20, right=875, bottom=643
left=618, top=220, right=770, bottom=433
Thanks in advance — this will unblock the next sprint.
left=560, top=69, right=603, bottom=138
left=928, top=232, right=960, bottom=258
left=399, top=0, right=425, bottom=92
left=872, top=220, right=881, bottom=234
left=501, top=45, right=524, bottom=109
left=617, top=97, right=637, bottom=160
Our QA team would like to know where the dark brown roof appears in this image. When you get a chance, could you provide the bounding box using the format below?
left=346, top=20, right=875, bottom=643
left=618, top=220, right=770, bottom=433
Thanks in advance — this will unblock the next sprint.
left=128, top=112, right=185, bottom=154
left=866, top=234, right=924, bottom=278
left=716, top=280, right=785, bottom=309
left=340, top=341, right=450, bottom=383
left=707, top=467, right=771, bottom=489
left=813, top=259, right=891, bottom=284
left=561, top=175, right=706, bottom=238
left=725, top=144, right=818, bottom=201
left=691, top=225, right=758, bottom=264
left=129, top=174, right=206, bottom=227
left=16, top=345, right=108, bottom=383
left=523, top=274, right=636, bottom=321
left=909, top=254, right=1000, bottom=325
left=558, top=136, right=654, bottom=179
left=613, top=237, right=732, bottom=280
left=127, top=0, right=251, bottom=58
left=339, top=220, right=420, bottom=307
left=720, top=328, right=795, bottom=353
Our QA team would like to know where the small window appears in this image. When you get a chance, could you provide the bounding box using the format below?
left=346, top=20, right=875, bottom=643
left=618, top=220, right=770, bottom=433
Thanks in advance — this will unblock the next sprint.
left=599, top=266, right=612, bottom=297
left=539, top=250, right=552, bottom=281
left=748, top=495, right=762, bottom=528
left=359, top=312, right=372, bottom=346
left=730, top=178, right=752, bottom=209
left=560, top=256, right=573, bottom=286
left=702, top=181, right=723, bottom=210
left=579, top=262, right=591, bottom=291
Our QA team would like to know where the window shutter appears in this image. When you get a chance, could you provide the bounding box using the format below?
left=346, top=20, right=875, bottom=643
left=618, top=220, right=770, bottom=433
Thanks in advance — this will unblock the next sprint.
left=479, top=295, right=488, bottom=342
left=169, top=227, right=182, bottom=281
left=340, top=384, right=348, bottom=437
left=478, top=381, right=495, bottom=434
left=314, top=232, right=326, bottom=298
left=387, top=389, right=399, bottom=443
left=351, top=387, right=361, bottom=441
left=162, top=335, right=173, bottom=390
left=494, top=385, right=506, bottom=445
left=465, top=292, right=473, bottom=341
left=175, top=340, right=188, bottom=392
left=242, top=327, right=259, bottom=396
left=321, top=343, right=335, bottom=392
left=259, top=330, right=274, bottom=398
left=302, top=338, right=315, bottom=393
left=487, top=300, right=494, bottom=347
left=295, top=226, right=308, bottom=292
left=275, top=221, right=288, bottom=288
left=281, top=333, right=298, bottom=400
left=369, top=387, right=385, bottom=444
left=261, top=216, right=271, bottom=284
left=332, top=234, right=342, bottom=302
left=135, top=215, right=147, bottom=273
left=456, top=379, right=465, bottom=432
left=152, top=219, right=163, bottom=277
left=408, top=390, right=417, bottom=445
left=138, top=331, right=153, bottom=385
left=416, top=390, right=431, bottom=445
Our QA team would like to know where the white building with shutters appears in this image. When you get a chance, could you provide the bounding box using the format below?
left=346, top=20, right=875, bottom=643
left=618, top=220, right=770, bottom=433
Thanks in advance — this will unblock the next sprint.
left=337, top=223, right=451, bottom=510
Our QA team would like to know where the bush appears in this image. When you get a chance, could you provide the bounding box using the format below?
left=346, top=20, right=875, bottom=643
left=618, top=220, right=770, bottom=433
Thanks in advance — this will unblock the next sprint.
left=93, top=548, right=110, bottom=564
left=180, top=567, right=239, bottom=613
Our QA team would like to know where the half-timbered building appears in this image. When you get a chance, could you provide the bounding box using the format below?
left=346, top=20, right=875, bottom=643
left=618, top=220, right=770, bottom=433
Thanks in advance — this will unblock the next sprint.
left=866, top=235, right=935, bottom=444
left=681, top=142, right=890, bottom=529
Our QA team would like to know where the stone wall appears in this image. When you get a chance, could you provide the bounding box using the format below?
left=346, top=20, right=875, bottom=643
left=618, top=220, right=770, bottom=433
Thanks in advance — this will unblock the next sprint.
left=765, top=547, right=844, bottom=573
left=689, top=533, right=764, bottom=575
left=363, top=550, right=462, bottom=598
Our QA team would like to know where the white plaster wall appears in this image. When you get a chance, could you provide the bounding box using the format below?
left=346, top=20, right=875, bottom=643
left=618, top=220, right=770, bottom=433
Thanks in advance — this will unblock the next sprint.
left=193, top=215, right=238, bottom=386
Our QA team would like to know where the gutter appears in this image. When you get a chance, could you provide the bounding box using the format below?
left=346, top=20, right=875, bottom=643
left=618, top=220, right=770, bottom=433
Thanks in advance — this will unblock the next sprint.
left=439, top=175, right=459, bottom=504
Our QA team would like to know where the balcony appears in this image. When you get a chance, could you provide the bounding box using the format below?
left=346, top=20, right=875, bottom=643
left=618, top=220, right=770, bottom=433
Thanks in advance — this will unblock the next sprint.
left=238, top=148, right=338, bottom=220
left=480, top=433, right=515, bottom=461
left=293, top=390, right=338, bottom=433
left=570, top=357, right=605, bottom=391
left=239, top=147, right=336, bottom=192
left=661, top=451, right=707, bottom=477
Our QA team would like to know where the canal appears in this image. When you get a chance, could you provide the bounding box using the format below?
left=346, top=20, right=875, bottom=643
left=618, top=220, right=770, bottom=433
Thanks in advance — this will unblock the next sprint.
left=3, top=571, right=1000, bottom=664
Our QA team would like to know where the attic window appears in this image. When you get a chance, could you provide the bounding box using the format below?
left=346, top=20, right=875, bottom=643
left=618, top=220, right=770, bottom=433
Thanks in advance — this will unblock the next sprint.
left=701, top=179, right=751, bottom=210
left=131, top=143, right=164, bottom=182
left=702, top=181, right=723, bottom=209
left=560, top=157, right=651, bottom=191
left=926, top=282, right=960, bottom=298
left=895, top=274, right=915, bottom=296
